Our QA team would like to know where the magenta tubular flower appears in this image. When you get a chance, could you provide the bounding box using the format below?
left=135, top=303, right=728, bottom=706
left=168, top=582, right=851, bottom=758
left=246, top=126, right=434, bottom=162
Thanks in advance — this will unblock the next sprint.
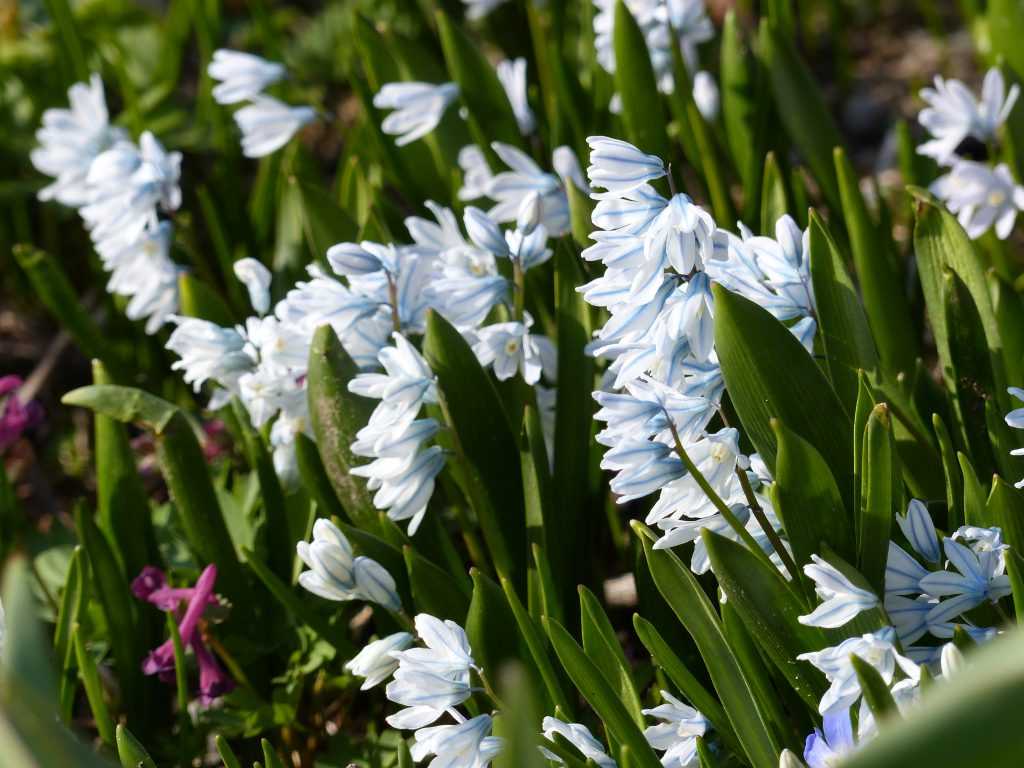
left=138, top=565, right=233, bottom=702
left=0, top=376, right=43, bottom=452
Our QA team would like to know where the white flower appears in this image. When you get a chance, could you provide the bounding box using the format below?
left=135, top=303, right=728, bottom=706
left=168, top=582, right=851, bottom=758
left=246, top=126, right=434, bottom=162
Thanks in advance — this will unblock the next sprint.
left=458, top=145, right=494, bottom=201
left=587, top=136, right=666, bottom=197
left=479, top=143, right=572, bottom=235
left=345, top=632, right=413, bottom=690
left=472, top=316, right=556, bottom=384
left=296, top=519, right=401, bottom=611
left=234, top=96, right=315, bottom=158
left=798, top=555, right=880, bottom=629
left=920, top=534, right=1011, bottom=625
left=166, top=317, right=254, bottom=396
left=374, top=82, right=460, bottom=146
left=939, top=642, right=965, bottom=679
left=918, top=68, right=1019, bottom=164
left=553, top=145, right=591, bottom=194
left=642, top=690, right=707, bottom=768
left=797, top=628, right=920, bottom=715
left=233, top=257, right=273, bottom=315
left=464, top=207, right=511, bottom=258
left=350, top=333, right=438, bottom=433
left=931, top=161, right=1024, bottom=240
left=692, top=71, right=719, bottom=121
left=31, top=73, right=127, bottom=207
left=386, top=614, right=476, bottom=729
left=1005, top=386, right=1024, bottom=487
left=496, top=58, right=535, bottom=135
left=896, top=499, right=941, bottom=564
left=98, top=221, right=182, bottom=333
left=462, top=0, right=508, bottom=20
left=209, top=49, right=285, bottom=104
left=411, top=713, right=503, bottom=768
left=541, top=717, right=617, bottom=768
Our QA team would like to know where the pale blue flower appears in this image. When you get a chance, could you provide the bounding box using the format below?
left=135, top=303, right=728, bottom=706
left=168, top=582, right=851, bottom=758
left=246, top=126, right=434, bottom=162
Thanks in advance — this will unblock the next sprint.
left=297, top=519, right=401, bottom=610
left=411, top=713, right=503, bottom=768
left=374, top=81, right=459, bottom=146
left=233, top=257, right=272, bottom=315
left=208, top=49, right=285, bottom=104
left=464, top=206, right=510, bottom=258
left=541, top=717, right=617, bottom=768
left=496, top=58, right=535, bottom=135
left=885, top=541, right=930, bottom=596
left=345, top=632, right=413, bottom=690
left=587, top=136, right=665, bottom=197
left=234, top=96, right=315, bottom=158
left=803, top=709, right=855, bottom=768
left=692, top=71, right=719, bottom=121
left=799, top=555, right=880, bottom=629
left=897, top=499, right=941, bottom=563
left=921, top=535, right=1012, bottom=624
left=642, top=690, right=707, bottom=768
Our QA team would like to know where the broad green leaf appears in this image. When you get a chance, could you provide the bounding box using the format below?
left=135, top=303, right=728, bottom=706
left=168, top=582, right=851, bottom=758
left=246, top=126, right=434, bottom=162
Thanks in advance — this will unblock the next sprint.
left=841, top=623, right=1024, bottom=768
left=493, top=662, right=547, bottom=768
left=436, top=10, right=523, bottom=150
left=987, top=477, right=1024, bottom=618
left=294, top=432, right=347, bottom=523
left=912, top=192, right=1007, bottom=414
left=62, top=384, right=178, bottom=432
left=75, top=504, right=143, bottom=719
left=989, top=269, right=1024, bottom=392
left=772, top=418, right=855, bottom=567
left=834, top=147, right=917, bottom=376
left=14, top=245, right=125, bottom=380
left=553, top=246, right=595, bottom=602
left=759, top=20, right=842, bottom=209
left=635, top=523, right=780, bottom=768
left=712, top=284, right=853, bottom=502
left=521, top=404, right=550, bottom=551
left=612, top=0, right=670, bottom=161
left=959, top=452, right=991, bottom=528
left=262, top=739, right=287, bottom=768
left=294, top=176, right=359, bottom=265
left=216, top=735, right=243, bottom=768
left=807, top=210, right=879, bottom=411
left=933, top=414, right=962, bottom=530
left=74, top=629, right=115, bottom=746
left=43, top=0, right=88, bottom=81
left=632, top=615, right=737, bottom=755
left=531, top=542, right=564, bottom=625
left=858, top=404, right=896, bottom=594
left=851, top=655, right=898, bottom=724
left=500, top=574, right=573, bottom=716
left=404, top=545, right=470, bottom=622
left=578, top=586, right=644, bottom=727
left=703, top=530, right=826, bottom=711
left=423, top=311, right=524, bottom=583
left=759, top=152, right=789, bottom=234
left=92, top=361, right=159, bottom=583
left=467, top=569, right=520, bottom=676
left=116, top=725, right=157, bottom=768
left=545, top=618, right=663, bottom=768
left=306, top=325, right=378, bottom=528
left=721, top=11, right=758, bottom=198
left=566, top=182, right=595, bottom=249
left=696, top=737, right=719, bottom=768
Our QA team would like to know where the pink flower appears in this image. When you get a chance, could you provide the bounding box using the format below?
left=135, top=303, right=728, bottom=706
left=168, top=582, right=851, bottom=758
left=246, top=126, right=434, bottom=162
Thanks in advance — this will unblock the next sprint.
left=0, top=376, right=43, bottom=453
left=136, top=564, right=234, bottom=703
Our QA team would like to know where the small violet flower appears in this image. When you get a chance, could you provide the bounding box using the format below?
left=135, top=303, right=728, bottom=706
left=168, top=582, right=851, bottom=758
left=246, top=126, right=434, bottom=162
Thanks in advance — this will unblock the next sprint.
left=0, top=377, right=43, bottom=453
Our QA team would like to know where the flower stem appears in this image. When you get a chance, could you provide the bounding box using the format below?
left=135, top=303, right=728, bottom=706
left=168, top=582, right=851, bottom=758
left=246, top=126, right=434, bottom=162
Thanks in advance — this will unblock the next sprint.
left=474, top=667, right=507, bottom=712
left=734, top=465, right=802, bottom=585
left=387, top=274, right=401, bottom=333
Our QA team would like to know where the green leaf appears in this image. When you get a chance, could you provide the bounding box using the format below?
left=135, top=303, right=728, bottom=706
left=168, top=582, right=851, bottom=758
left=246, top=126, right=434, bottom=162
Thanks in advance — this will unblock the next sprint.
left=760, top=152, right=789, bottom=234
left=467, top=569, right=520, bottom=675
left=92, top=361, right=158, bottom=583
left=216, top=734, right=243, bottom=768
left=858, top=404, right=896, bottom=594
left=500, top=574, right=573, bottom=716
left=74, top=629, right=115, bottom=746
left=578, top=586, right=644, bottom=727
left=436, top=10, right=523, bottom=150
left=841, top=623, right=1024, bottom=768
left=611, top=0, right=670, bottom=160
left=116, top=725, right=157, bottom=768
left=712, top=284, right=853, bottom=502
left=262, top=739, right=286, bottom=768
left=933, top=414, right=962, bottom=530
left=54, top=547, right=85, bottom=723
left=632, top=615, right=737, bottom=754
left=404, top=545, right=471, bottom=622
left=294, top=432, right=347, bottom=523
left=545, top=618, right=663, bottom=768
left=634, top=523, right=780, bottom=768
left=850, top=654, right=898, bottom=725
left=306, top=325, right=378, bottom=528
left=703, top=530, right=826, bottom=711
left=807, top=211, right=879, bottom=410
left=959, top=452, right=990, bottom=528
left=566, top=183, right=596, bottom=249
left=294, top=176, right=360, bottom=264
left=759, top=20, right=842, bottom=209
left=772, top=418, right=855, bottom=567
left=14, top=245, right=124, bottom=380
left=521, top=404, right=550, bottom=550
left=912, top=192, right=1007, bottom=415
left=75, top=504, right=143, bottom=719
left=721, top=11, right=758, bottom=198
left=177, top=272, right=237, bottom=326
left=987, top=477, right=1024, bottom=618
left=424, top=311, right=524, bottom=582
left=493, top=662, right=547, bottom=768
left=42, top=0, right=88, bottom=81
left=834, top=147, right=917, bottom=375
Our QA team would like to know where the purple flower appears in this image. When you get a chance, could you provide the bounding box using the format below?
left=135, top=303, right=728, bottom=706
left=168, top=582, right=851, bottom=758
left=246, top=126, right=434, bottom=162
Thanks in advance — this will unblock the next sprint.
left=136, top=564, right=234, bottom=704
left=804, top=709, right=855, bottom=768
left=0, top=376, right=43, bottom=452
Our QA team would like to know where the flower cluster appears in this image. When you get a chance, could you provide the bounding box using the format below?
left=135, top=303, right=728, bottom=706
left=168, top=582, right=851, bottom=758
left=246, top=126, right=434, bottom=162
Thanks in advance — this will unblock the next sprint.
left=918, top=68, right=1024, bottom=239
left=296, top=519, right=401, bottom=610
left=32, top=75, right=183, bottom=332
left=582, top=136, right=813, bottom=568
